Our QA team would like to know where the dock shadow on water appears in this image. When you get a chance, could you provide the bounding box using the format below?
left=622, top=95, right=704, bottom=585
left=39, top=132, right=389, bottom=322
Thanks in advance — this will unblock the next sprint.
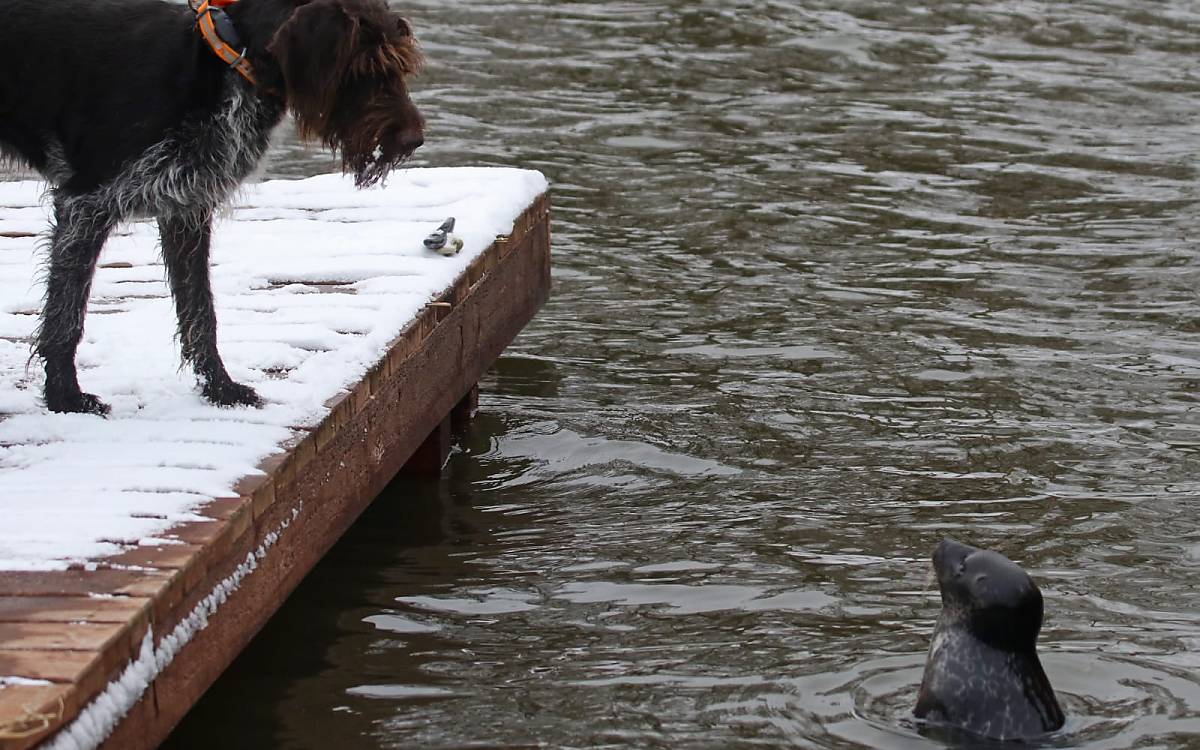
left=152, top=0, right=1200, bottom=747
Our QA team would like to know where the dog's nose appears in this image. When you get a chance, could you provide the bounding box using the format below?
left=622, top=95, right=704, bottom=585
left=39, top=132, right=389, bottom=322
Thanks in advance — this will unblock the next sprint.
left=399, top=133, right=424, bottom=154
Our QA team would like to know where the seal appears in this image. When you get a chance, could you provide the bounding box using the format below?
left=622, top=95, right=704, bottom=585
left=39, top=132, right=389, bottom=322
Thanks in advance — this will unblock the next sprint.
left=914, top=538, right=1065, bottom=740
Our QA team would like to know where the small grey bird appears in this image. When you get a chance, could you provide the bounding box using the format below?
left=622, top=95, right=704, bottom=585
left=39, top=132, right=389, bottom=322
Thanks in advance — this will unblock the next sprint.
left=424, top=217, right=456, bottom=250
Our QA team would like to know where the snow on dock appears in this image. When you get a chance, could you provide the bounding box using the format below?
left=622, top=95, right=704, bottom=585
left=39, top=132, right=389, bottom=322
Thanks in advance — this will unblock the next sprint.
left=0, top=168, right=551, bottom=749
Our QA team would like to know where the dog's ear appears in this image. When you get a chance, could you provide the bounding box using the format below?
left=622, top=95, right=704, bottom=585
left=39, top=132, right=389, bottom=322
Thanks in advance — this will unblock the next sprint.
left=268, top=0, right=359, bottom=139
left=349, top=14, right=423, bottom=78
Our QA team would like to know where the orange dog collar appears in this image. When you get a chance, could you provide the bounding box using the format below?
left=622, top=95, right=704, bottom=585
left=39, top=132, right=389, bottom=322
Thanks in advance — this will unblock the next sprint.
left=191, top=0, right=258, bottom=87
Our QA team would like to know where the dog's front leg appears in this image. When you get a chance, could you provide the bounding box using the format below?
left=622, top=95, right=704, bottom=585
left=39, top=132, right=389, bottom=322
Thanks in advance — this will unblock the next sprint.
left=37, top=196, right=116, bottom=415
left=159, top=211, right=261, bottom=408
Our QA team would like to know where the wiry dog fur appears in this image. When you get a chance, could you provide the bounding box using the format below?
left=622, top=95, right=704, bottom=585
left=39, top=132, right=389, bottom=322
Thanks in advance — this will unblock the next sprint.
left=0, top=0, right=424, bottom=414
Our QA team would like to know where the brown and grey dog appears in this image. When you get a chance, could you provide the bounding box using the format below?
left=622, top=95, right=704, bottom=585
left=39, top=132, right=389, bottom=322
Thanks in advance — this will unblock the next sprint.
left=0, top=0, right=424, bottom=414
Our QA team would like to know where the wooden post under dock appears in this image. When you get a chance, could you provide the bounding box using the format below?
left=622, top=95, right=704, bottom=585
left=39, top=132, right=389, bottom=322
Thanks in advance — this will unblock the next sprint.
left=0, top=191, right=551, bottom=749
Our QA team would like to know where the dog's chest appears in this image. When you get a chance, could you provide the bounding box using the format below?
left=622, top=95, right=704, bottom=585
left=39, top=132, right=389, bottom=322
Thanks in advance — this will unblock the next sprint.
left=196, top=84, right=281, bottom=184
left=121, top=81, right=284, bottom=217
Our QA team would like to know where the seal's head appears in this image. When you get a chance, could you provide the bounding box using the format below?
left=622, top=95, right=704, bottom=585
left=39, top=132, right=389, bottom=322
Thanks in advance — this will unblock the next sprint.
left=933, top=538, right=1044, bottom=651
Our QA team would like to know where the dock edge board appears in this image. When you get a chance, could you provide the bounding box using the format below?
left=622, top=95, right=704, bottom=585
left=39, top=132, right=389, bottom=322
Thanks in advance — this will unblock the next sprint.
left=0, top=191, right=551, bottom=750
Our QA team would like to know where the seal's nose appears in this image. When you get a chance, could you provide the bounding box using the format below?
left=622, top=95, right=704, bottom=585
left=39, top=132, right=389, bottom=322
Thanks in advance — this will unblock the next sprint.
left=934, top=538, right=977, bottom=576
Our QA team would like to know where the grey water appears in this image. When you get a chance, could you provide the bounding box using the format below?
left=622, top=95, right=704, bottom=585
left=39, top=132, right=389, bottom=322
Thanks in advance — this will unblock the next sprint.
left=164, top=1, right=1200, bottom=748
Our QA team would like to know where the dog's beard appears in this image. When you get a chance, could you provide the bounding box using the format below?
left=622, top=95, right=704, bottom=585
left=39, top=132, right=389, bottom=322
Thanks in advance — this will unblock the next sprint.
left=343, top=140, right=411, bottom=189
left=326, top=99, right=423, bottom=189
left=296, top=120, right=417, bottom=189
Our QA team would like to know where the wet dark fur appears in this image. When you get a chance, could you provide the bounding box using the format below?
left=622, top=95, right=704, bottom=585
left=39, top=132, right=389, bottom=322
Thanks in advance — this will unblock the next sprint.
left=915, top=538, right=1065, bottom=741
left=0, top=0, right=424, bottom=414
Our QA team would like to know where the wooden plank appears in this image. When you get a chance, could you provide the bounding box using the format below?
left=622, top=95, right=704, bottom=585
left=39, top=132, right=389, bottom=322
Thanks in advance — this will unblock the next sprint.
left=196, top=497, right=251, bottom=521
left=0, top=622, right=125, bottom=653
left=0, top=652, right=97, bottom=684
left=0, top=571, right=175, bottom=599
left=0, top=597, right=149, bottom=624
left=102, top=544, right=202, bottom=571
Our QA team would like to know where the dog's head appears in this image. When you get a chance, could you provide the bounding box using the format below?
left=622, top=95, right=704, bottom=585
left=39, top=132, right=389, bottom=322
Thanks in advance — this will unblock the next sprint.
left=269, top=0, right=424, bottom=187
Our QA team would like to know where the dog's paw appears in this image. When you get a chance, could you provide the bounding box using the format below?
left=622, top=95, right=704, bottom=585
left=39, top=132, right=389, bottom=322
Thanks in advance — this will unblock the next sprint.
left=46, top=390, right=111, bottom=416
left=203, top=379, right=263, bottom=408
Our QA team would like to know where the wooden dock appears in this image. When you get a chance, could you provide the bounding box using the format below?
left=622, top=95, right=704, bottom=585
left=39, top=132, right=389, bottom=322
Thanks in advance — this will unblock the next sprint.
left=0, top=175, right=550, bottom=749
